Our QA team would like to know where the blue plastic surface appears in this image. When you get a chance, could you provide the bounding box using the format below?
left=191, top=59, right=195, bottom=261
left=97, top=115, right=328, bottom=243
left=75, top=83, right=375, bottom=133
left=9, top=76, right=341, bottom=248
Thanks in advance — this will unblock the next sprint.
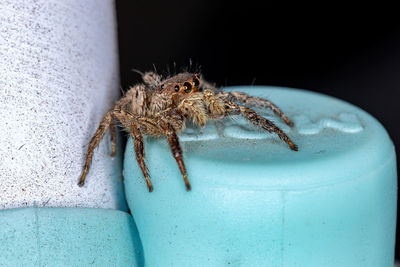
left=123, top=86, right=397, bottom=267
left=0, top=207, right=143, bottom=266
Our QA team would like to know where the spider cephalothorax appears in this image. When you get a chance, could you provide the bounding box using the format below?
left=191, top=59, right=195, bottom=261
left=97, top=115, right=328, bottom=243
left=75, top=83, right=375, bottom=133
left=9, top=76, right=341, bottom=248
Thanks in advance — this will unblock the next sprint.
left=79, top=72, right=298, bottom=192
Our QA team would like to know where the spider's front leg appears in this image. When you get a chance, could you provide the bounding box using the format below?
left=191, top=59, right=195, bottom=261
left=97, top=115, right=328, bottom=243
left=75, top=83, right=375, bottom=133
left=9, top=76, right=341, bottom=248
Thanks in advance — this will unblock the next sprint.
left=159, top=119, right=191, bottom=191
left=224, top=101, right=298, bottom=151
left=217, top=91, right=294, bottom=127
left=114, top=111, right=154, bottom=192
left=79, top=111, right=114, bottom=186
left=109, top=119, right=117, bottom=157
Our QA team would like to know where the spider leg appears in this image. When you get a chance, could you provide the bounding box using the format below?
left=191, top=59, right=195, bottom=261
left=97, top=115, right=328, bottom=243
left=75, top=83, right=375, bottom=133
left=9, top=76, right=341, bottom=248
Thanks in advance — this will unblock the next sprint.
left=114, top=111, right=154, bottom=192
left=109, top=119, right=117, bottom=157
left=224, top=102, right=298, bottom=151
left=217, top=91, right=294, bottom=127
left=79, top=111, right=114, bottom=186
left=159, top=120, right=191, bottom=191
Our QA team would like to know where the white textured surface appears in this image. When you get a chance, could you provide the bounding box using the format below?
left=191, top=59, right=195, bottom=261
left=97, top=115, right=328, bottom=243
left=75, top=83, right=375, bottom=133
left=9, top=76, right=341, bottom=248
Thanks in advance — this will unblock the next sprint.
left=0, top=0, right=126, bottom=210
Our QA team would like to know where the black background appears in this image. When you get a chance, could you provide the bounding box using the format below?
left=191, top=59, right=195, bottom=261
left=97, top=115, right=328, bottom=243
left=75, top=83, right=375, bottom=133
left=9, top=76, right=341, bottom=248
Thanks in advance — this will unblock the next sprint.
left=116, top=1, right=400, bottom=258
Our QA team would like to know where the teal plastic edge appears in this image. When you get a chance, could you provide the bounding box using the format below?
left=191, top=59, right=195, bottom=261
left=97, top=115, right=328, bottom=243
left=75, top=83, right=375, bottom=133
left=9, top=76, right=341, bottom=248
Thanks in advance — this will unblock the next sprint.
left=0, top=207, right=143, bottom=267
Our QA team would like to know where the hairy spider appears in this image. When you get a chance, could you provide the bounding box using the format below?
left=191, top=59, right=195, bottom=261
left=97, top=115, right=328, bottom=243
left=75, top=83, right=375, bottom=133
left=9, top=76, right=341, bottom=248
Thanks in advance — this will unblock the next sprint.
left=79, top=72, right=298, bottom=192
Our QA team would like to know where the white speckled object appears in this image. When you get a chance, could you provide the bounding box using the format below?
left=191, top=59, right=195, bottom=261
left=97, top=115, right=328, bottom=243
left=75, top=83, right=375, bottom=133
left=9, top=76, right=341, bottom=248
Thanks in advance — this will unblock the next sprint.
left=0, top=0, right=126, bottom=210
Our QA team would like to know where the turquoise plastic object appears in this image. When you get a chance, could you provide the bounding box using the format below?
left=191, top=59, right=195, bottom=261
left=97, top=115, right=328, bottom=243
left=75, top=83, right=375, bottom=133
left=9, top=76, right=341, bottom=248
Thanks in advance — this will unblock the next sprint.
left=0, top=207, right=143, bottom=266
left=124, top=86, right=397, bottom=267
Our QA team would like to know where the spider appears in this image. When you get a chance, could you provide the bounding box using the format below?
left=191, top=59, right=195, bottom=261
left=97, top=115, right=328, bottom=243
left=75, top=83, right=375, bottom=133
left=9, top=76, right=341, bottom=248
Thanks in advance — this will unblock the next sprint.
left=78, top=71, right=298, bottom=192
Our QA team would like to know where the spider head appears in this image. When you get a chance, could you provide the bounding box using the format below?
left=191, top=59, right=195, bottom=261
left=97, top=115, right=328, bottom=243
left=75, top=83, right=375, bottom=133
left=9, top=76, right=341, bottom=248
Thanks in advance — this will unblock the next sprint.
left=158, top=73, right=201, bottom=95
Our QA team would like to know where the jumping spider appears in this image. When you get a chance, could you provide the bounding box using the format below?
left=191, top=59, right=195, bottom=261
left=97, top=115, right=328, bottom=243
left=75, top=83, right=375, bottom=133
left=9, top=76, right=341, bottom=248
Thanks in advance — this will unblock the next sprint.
left=79, top=72, right=298, bottom=192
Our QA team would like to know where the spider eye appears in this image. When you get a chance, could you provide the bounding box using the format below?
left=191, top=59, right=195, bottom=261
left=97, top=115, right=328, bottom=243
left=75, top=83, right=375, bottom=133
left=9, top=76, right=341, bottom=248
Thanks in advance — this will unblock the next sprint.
left=193, top=78, right=200, bottom=87
left=183, top=82, right=192, bottom=93
left=160, top=84, right=164, bottom=90
left=174, top=85, right=180, bottom=92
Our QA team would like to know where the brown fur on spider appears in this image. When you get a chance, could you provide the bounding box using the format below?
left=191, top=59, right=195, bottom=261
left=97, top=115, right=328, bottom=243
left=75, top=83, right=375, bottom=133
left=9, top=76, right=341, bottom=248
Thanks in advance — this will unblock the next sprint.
left=78, top=71, right=298, bottom=192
